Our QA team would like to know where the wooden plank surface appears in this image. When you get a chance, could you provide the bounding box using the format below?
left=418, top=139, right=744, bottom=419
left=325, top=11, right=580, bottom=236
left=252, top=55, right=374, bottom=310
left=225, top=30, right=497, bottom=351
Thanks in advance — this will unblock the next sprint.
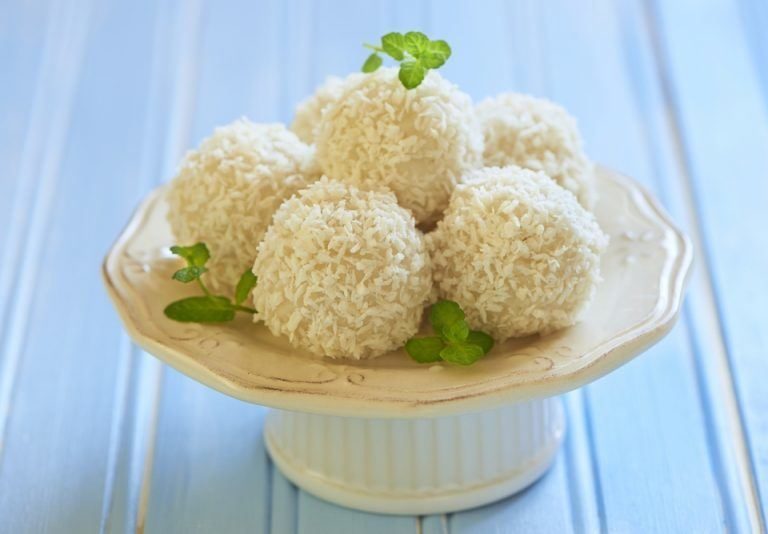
left=0, top=0, right=765, bottom=532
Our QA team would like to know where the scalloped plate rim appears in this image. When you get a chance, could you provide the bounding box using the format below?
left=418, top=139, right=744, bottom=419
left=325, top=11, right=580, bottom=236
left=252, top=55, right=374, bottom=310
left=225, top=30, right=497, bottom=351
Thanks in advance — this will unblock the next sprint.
left=102, top=166, right=693, bottom=418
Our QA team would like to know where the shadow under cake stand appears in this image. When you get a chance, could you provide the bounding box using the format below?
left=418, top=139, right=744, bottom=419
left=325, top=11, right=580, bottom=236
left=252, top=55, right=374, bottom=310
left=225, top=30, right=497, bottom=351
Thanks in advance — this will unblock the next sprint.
left=103, top=166, right=692, bottom=515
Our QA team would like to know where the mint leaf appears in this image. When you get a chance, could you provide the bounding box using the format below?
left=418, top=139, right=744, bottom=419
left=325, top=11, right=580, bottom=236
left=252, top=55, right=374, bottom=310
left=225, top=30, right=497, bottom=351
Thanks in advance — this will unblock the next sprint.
left=404, top=300, right=495, bottom=366
left=420, top=53, right=445, bottom=70
left=172, top=265, right=207, bottom=283
left=362, top=32, right=451, bottom=89
left=235, top=270, right=258, bottom=305
left=403, top=31, right=429, bottom=55
left=421, top=40, right=451, bottom=69
left=428, top=39, right=451, bottom=58
left=467, top=330, right=494, bottom=354
left=170, top=243, right=210, bottom=267
left=440, top=343, right=485, bottom=365
left=429, top=300, right=465, bottom=332
left=442, top=320, right=470, bottom=343
left=381, top=32, right=406, bottom=60
left=164, top=296, right=236, bottom=323
left=165, top=243, right=258, bottom=323
left=362, top=53, right=382, bottom=73
left=405, top=337, right=445, bottom=363
left=398, top=61, right=425, bottom=89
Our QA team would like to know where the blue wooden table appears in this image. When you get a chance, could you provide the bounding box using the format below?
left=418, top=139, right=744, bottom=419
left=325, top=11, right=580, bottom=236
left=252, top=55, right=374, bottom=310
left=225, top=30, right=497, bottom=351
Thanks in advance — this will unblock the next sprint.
left=1, top=0, right=766, bottom=532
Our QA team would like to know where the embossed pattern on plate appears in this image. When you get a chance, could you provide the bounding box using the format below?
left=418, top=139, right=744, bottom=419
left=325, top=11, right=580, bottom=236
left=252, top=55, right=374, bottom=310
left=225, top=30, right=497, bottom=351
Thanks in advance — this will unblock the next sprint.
left=103, top=167, right=692, bottom=417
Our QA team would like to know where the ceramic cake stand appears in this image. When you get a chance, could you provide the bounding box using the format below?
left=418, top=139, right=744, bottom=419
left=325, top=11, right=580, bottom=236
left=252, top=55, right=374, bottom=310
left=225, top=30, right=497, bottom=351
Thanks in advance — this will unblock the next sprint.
left=103, top=167, right=692, bottom=515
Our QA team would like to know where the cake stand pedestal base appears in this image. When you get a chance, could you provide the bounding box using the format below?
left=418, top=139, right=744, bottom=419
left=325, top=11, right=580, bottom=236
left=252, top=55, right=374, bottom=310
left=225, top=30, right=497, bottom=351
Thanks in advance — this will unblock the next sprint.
left=264, top=397, right=565, bottom=515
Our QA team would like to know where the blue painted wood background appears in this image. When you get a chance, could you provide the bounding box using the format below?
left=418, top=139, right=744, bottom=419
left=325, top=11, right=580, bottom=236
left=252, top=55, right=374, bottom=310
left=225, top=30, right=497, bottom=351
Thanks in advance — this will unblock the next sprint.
left=0, top=0, right=766, bottom=532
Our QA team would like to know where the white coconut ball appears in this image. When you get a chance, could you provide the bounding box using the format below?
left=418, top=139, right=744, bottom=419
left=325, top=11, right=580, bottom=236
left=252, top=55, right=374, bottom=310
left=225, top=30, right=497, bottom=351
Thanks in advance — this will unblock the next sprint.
left=252, top=177, right=433, bottom=360
left=315, top=67, right=484, bottom=225
left=477, top=93, right=595, bottom=208
left=428, top=166, right=608, bottom=341
left=290, top=74, right=364, bottom=144
left=167, top=119, right=318, bottom=292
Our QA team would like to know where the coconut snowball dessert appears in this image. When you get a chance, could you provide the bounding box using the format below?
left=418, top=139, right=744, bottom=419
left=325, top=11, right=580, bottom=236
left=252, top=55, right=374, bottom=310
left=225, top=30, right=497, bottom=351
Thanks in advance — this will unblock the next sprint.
left=290, top=73, right=364, bottom=144
left=477, top=93, right=595, bottom=208
left=158, top=32, right=617, bottom=367
left=315, top=67, right=483, bottom=225
left=428, top=165, right=608, bottom=341
left=166, top=119, right=318, bottom=292
left=252, top=177, right=433, bottom=359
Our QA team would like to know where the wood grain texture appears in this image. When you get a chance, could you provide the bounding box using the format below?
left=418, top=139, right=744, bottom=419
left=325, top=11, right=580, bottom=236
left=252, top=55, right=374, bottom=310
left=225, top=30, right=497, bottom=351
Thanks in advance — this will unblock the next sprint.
left=0, top=0, right=765, bottom=532
left=651, top=0, right=768, bottom=528
left=0, top=0, right=162, bottom=532
left=530, top=1, right=729, bottom=531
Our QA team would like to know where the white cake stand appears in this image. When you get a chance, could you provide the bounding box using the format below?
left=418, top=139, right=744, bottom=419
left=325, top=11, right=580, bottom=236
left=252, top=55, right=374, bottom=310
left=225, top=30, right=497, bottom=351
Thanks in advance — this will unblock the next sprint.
left=103, top=167, right=691, bottom=515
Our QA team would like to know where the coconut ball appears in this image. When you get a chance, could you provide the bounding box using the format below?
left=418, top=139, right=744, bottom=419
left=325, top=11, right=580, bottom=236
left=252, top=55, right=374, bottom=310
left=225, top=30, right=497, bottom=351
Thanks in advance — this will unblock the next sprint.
left=428, top=166, right=608, bottom=341
left=315, top=67, right=484, bottom=225
left=477, top=93, right=595, bottom=208
left=166, top=119, right=318, bottom=292
left=252, top=177, right=433, bottom=359
left=291, top=74, right=364, bottom=144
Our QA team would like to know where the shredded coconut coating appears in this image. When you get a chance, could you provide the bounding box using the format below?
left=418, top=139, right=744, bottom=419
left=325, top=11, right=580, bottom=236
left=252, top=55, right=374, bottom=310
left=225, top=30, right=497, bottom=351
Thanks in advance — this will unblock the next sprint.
left=428, top=166, right=608, bottom=341
left=477, top=93, right=595, bottom=208
left=252, top=178, right=433, bottom=360
left=166, top=119, right=318, bottom=292
left=290, top=74, right=364, bottom=144
left=315, top=68, right=484, bottom=225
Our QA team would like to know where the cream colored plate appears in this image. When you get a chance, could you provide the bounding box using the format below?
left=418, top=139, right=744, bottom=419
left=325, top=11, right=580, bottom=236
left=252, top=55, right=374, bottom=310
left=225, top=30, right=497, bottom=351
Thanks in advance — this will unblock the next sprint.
left=103, top=167, right=692, bottom=418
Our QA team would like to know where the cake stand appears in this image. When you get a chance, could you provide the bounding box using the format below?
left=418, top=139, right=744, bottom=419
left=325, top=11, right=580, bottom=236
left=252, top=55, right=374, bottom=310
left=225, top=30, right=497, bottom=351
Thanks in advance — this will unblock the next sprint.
left=102, top=166, right=692, bottom=515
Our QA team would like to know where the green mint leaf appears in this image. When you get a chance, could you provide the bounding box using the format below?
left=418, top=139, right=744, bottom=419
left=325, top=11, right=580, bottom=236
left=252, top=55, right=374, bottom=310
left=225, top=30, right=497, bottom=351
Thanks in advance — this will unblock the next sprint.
left=235, top=270, right=258, bottom=305
left=403, top=31, right=429, bottom=56
left=429, top=300, right=465, bottom=333
left=362, top=32, right=451, bottom=90
left=170, top=243, right=210, bottom=267
left=420, top=40, right=451, bottom=69
left=467, top=330, right=494, bottom=354
left=419, top=53, right=445, bottom=70
left=399, top=60, right=426, bottom=89
left=381, top=32, right=406, bottom=60
left=428, top=39, right=451, bottom=58
left=164, top=296, right=236, bottom=323
left=419, top=41, right=451, bottom=69
left=442, top=319, right=470, bottom=343
left=362, top=53, right=382, bottom=73
left=440, top=343, right=485, bottom=365
left=172, top=265, right=207, bottom=283
left=405, top=337, right=445, bottom=363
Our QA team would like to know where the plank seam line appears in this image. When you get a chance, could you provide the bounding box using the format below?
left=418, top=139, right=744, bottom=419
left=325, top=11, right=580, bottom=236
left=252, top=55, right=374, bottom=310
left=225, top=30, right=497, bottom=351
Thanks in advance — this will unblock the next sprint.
left=582, top=388, right=607, bottom=533
left=642, top=0, right=766, bottom=530
left=0, top=0, right=64, bottom=432
left=101, top=0, right=184, bottom=516
left=735, top=0, right=768, bottom=115
left=0, top=0, right=62, bottom=320
left=99, top=336, right=134, bottom=534
left=613, top=0, right=749, bottom=528
left=98, top=0, right=182, bottom=525
left=132, top=0, right=205, bottom=530
left=613, top=0, right=737, bottom=527
left=0, top=0, right=94, bottom=462
left=265, top=449, right=277, bottom=534
left=135, top=364, right=164, bottom=534
left=528, top=1, right=600, bottom=528
left=563, top=392, right=600, bottom=534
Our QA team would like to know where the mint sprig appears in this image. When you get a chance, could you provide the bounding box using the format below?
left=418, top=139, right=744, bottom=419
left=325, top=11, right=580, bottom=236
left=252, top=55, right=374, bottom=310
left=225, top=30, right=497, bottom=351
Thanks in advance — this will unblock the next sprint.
left=405, top=300, right=494, bottom=365
left=164, top=243, right=258, bottom=323
left=362, top=31, right=452, bottom=89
